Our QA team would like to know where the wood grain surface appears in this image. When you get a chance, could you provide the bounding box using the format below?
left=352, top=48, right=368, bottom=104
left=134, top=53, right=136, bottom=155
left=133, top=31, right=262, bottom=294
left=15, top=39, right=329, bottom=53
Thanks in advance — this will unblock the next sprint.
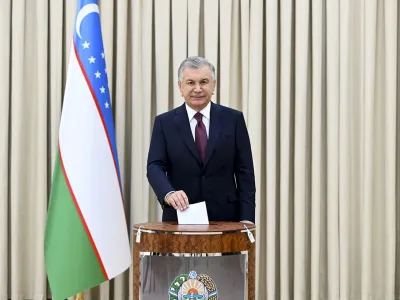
left=133, top=221, right=256, bottom=232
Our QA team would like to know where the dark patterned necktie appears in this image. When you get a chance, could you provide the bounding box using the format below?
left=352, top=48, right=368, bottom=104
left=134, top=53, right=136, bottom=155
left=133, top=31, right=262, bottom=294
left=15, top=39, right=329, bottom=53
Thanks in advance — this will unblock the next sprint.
left=194, top=112, right=207, bottom=162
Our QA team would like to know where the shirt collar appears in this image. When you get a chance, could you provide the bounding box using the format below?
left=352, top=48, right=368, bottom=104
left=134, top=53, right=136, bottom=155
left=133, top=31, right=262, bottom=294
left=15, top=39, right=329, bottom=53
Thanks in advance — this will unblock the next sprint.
left=185, top=101, right=211, bottom=121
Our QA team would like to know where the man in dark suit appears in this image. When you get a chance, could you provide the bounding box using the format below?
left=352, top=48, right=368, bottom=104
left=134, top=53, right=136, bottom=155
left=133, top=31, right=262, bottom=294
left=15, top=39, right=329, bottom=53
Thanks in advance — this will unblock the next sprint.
left=146, top=56, right=256, bottom=224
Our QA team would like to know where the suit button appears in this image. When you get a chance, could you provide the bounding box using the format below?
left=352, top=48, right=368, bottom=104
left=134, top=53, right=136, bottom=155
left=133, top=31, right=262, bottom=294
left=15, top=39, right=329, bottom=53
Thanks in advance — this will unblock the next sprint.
left=201, top=176, right=206, bottom=180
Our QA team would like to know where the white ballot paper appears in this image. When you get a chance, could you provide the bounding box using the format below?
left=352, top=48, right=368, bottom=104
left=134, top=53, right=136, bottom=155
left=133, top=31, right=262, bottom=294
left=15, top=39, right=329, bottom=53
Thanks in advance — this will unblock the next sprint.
left=177, top=201, right=209, bottom=225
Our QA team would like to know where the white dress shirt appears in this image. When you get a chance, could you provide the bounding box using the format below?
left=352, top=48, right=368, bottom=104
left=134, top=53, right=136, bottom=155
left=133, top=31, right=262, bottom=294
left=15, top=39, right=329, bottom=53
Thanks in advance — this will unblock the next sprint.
left=163, top=102, right=211, bottom=202
left=185, top=101, right=211, bottom=140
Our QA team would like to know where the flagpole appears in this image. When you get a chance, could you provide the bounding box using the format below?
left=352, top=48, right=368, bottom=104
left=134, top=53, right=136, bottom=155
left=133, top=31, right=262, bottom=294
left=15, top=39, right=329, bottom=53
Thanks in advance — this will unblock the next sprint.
left=76, top=292, right=84, bottom=300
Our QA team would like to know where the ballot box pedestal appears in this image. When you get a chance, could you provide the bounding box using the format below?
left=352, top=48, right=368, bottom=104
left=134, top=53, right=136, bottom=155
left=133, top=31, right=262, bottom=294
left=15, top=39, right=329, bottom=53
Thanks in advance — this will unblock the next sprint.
left=132, top=222, right=256, bottom=300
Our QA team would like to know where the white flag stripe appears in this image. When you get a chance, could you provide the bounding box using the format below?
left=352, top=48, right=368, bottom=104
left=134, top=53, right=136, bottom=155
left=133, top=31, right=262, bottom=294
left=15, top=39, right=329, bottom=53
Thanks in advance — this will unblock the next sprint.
left=59, top=48, right=131, bottom=278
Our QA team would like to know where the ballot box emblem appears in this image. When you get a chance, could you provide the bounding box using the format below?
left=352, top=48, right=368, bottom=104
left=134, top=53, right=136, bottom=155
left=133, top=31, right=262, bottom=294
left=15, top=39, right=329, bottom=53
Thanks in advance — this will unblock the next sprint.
left=168, top=270, right=218, bottom=300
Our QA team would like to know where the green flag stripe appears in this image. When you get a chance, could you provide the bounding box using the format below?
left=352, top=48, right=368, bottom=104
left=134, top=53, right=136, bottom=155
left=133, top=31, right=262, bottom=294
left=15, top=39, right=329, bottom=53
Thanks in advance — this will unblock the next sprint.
left=44, top=151, right=105, bottom=300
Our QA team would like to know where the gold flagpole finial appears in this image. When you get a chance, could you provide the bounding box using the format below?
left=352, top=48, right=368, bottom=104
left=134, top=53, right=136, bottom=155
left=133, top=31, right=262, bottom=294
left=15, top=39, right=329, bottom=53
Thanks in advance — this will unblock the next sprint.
left=76, top=292, right=84, bottom=300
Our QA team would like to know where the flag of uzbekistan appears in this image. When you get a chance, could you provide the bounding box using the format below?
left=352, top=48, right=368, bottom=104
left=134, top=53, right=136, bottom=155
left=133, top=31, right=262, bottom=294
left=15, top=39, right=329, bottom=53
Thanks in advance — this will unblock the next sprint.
left=44, top=1, right=131, bottom=299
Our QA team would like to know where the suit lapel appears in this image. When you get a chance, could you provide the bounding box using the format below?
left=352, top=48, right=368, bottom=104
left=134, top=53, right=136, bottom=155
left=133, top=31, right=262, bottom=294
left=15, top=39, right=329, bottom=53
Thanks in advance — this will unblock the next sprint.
left=203, top=102, right=222, bottom=168
left=174, top=104, right=202, bottom=163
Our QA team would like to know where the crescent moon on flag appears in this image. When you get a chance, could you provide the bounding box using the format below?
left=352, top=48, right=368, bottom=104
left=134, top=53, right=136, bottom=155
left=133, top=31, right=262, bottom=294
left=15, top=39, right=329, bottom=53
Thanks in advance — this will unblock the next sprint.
left=75, top=3, right=99, bottom=39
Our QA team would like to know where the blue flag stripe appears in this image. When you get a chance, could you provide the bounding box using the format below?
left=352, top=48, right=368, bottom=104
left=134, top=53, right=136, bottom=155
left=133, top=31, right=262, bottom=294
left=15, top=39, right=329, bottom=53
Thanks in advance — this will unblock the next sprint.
left=72, top=0, right=123, bottom=196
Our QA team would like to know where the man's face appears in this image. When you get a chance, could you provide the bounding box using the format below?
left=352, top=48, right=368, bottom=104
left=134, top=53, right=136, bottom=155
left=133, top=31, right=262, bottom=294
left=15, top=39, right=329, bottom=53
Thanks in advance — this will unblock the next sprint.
left=178, top=66, right=216, bottom=111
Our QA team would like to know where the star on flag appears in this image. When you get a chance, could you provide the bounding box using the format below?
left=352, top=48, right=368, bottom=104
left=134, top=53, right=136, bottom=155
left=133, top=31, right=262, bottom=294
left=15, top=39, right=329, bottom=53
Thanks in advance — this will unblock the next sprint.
left=82, top=41, right=90, bottom=49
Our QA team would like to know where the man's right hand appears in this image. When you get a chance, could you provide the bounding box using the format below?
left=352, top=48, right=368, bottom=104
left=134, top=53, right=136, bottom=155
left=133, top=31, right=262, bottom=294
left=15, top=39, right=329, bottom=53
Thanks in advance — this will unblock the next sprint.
left=165, top=190, right=189, bottom=211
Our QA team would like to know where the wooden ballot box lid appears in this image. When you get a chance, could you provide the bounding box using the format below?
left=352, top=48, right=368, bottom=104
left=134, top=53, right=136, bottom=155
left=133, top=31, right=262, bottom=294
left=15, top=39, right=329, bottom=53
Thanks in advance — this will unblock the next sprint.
left=133, top=221, right=255, bottom=233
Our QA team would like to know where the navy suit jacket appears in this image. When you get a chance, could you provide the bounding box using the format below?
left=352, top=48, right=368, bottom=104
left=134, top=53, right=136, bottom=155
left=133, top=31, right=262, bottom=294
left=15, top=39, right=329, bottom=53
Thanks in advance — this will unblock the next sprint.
left=146, top=102, right=256, bottom=223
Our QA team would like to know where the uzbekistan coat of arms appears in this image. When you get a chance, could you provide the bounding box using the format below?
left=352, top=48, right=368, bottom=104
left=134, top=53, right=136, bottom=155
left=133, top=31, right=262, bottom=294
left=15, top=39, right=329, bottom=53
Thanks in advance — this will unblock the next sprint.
left=168, top=270, right=218, bottom=300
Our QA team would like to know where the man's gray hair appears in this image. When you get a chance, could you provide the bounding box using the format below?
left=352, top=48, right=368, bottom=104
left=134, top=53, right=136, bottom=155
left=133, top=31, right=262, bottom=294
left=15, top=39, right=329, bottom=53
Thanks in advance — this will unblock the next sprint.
left=178, top=56, right=216, bottom=81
